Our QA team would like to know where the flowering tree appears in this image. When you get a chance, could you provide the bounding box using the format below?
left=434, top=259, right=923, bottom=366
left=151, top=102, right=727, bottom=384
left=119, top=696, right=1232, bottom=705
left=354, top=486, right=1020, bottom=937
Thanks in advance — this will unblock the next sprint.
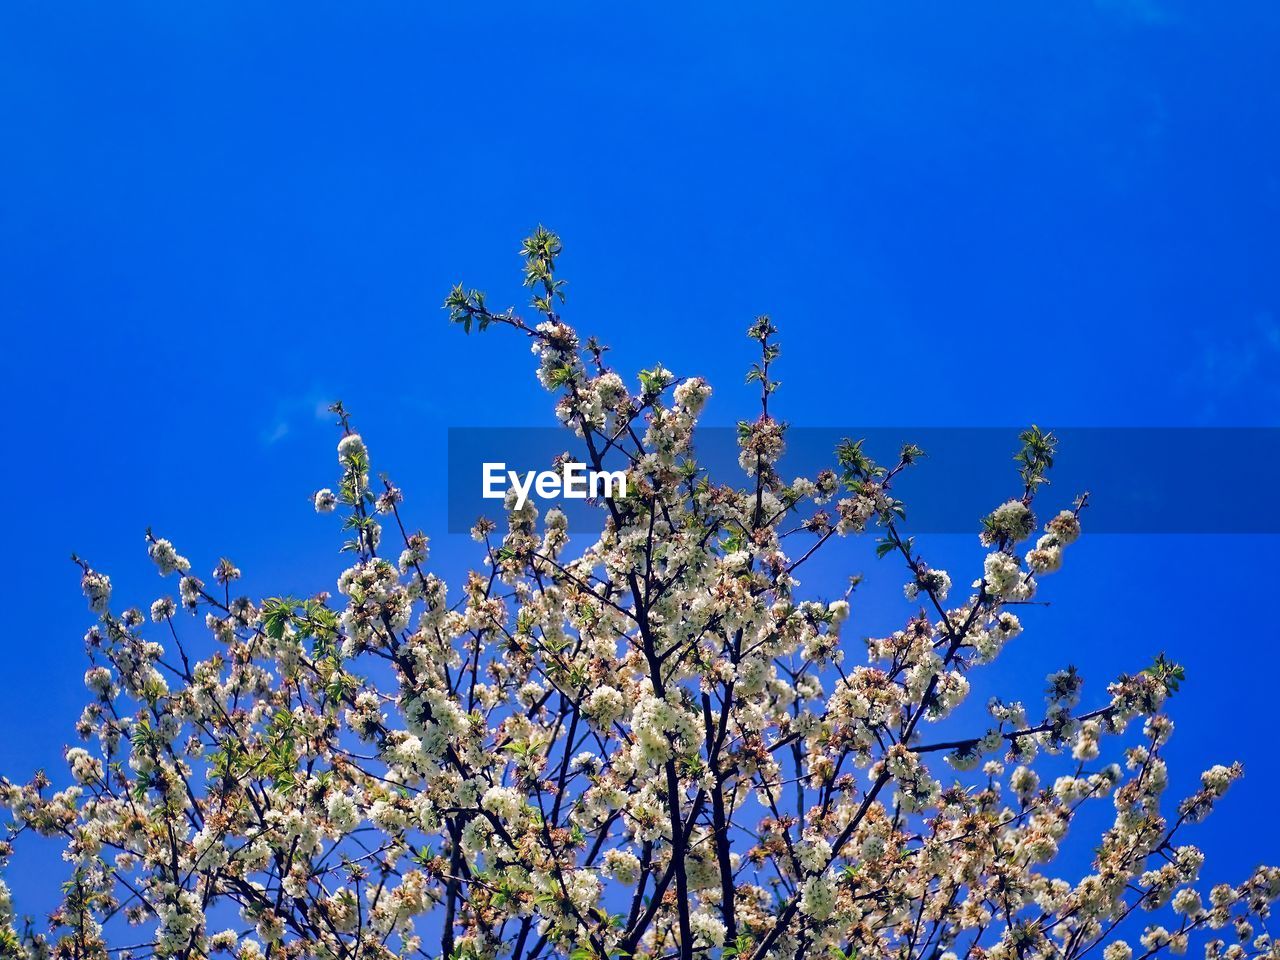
left=2, top=229, right=1275, bottom=960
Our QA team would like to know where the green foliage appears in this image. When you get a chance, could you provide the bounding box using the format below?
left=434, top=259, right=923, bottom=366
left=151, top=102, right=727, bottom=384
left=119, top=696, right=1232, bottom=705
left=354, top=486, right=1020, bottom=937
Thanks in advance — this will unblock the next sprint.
left=746, top=314, right=776, bottom=342
left=1016, top=425, right=1057, bottom=491
left=875, top=534, right=912, bottom=559
left=444, top=284, right=493, bottom=334
left=836, top=438, right=884, bottom=484
left=1145, top=652, right=1187, bottom=694
left=522, top=226, right=567, bottom=314
left=261, top=710, right=301, bottom=790
left=637, top=365, right=672, bottom=398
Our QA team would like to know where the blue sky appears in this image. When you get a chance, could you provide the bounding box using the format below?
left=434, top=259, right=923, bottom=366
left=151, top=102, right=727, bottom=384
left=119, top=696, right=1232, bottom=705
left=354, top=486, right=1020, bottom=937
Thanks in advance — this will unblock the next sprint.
left=2, top=0, right=1278, bottom=923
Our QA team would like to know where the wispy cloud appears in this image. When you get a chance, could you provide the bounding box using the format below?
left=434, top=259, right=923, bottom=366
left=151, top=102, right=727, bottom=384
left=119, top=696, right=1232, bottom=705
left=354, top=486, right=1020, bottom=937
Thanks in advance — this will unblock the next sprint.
left=261, top=393, right=336, bottom=446
left=1094, top=0, right=1175, bottom=26
left=1182, top=312, right=1280, bottom=423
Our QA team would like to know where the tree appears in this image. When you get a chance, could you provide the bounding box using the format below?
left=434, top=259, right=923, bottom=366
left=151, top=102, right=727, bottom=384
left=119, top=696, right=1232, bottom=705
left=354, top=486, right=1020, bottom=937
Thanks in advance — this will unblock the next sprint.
left=2, top=229, right=1275, bottom=960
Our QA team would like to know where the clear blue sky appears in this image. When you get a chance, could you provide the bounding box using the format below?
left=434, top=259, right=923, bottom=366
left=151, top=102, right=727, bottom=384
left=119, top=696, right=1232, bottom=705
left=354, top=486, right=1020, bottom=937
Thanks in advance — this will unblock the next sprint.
left=2, top=0, right=1278, bottom=921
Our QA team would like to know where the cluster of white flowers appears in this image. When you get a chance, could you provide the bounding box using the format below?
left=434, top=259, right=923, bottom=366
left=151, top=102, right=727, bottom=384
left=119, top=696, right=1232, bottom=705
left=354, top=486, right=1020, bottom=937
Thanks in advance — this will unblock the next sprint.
left=630, top=690, right=704, bottom=767
left=326, top=790, right=359, bottom=832
left=983, top=549, right=1031, bottom=599
left=64, top=747, right=101, bottom=785
left=904, top=566, right=951, bottom=602
left=79, top=568, right=111, bottom=614
left=148, top=537, right=190, bottom=576
left=797, top=875, right=836, bottom=921
left=481, top=785, right=528, bottom=825
left=689, top=908, right=727, bottom=947
left=602, top=847, right=642, bottom=885
left=2, top=234, right=1268, bottom=960
left=583, top=684, right=625, bottom=726
left=337, top=433, right=367, bottom=464
left=982, top=499, right=1037, bottom=544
